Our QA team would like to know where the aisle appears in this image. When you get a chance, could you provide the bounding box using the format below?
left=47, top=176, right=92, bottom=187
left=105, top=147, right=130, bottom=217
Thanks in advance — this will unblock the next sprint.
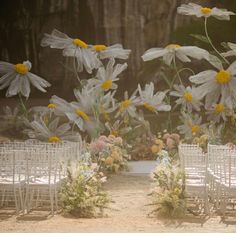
left=0, top=174, right=235, bottom=233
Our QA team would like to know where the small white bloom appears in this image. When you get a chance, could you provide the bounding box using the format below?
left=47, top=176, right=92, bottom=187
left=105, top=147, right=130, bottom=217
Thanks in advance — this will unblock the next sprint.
left=138, top=82, right=171, bottom=114
left=26, top=117, right=80, bottom=142
left=115, top=90, right=140, bottom=119
left=41, top=29, right=101, bottom=73
left=189, top=61, right=236, bottom=108
left=177, top=3, right=235, bottom=20
left=206, top=103, right=232, bottom=123
left=105, top=120, right=132, bottom=136
left=177, top=112, right=206, bottom=139
left=222, top=42, right=236, bottom=57
left=88, top=58, right=127, bottom=91
left=142, top=44, right=209, bottom=66
left=0, top=60, right=51, bottom=98
left=93, top=44, right=131, bottom=60
left=30, top=102, right=64, bottom=117
left=170, top=84, right=202, bottom=112
left=50, top=95, right=95, bottom=132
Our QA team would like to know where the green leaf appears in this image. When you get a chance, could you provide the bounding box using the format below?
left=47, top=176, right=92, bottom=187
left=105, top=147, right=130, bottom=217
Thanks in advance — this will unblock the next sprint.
left=190, top=34, right=210, bottom=44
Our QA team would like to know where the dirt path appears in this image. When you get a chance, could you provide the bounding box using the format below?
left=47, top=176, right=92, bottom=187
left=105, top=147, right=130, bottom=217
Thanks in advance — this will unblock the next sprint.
left=0, top=174, right=236, bottom=233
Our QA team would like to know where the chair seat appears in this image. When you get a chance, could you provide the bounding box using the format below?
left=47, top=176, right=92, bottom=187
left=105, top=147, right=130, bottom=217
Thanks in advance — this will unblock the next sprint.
left=0, top=176, right=25, bottom=185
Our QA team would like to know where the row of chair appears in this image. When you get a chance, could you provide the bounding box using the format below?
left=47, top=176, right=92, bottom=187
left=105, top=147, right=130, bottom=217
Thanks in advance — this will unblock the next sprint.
left=0, top=140, right=82, bottom=215
left=179, top=143, right=236, bottom=217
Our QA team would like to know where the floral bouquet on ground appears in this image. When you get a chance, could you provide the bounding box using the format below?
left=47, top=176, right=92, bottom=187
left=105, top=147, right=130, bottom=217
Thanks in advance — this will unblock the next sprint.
left=60, top=162, right=110, bottom=217
left=89, top=135, right=130, bottom=173
left=150, top=163, right=186, bottom=218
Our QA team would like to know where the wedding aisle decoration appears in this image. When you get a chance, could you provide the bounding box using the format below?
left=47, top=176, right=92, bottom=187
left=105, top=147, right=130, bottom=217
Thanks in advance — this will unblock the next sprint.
left=1, top=1, right=236, bottom=219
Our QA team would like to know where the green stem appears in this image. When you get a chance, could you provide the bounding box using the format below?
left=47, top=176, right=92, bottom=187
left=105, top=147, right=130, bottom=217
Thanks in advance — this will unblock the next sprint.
left=204, top=17, right=230, bottom=65
left=18, top=94, right=28, bottom=117
left=173, top=56, right=184, bottom=86
left=73, top=50, right=82, bottom=85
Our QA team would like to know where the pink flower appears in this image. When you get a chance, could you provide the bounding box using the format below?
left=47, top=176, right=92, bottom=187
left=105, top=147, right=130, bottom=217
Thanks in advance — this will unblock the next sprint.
left=90, top=139, right=106, bottom=154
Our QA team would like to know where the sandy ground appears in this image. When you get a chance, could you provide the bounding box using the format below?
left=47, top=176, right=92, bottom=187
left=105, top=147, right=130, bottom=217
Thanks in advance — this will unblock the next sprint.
left=1, top=174, right=236, bottom=233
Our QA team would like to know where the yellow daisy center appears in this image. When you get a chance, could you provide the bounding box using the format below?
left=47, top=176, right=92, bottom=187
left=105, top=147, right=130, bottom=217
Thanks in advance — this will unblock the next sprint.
left=14, top=63, right=29, bottom=75
left=111, top=130, right=119, bottom=137
left=101, top=80, right=113, bottom=91
left=201, top=7, right=212, bottom=14
left=216, top=70, right=231, bottom=85
left=143, top=102, right=156, bottom=112
left=183, top=92, right=193, bottom=102
left=47, top=103, right=56, bottom=109
left=48, top=136, right=61, bottom=143
left=191, top=125, right=200, bottom=135
left=73, top=38, right=88, bottom=48
left=120, top=100, right=131, bottom=111
left=75, top=109, right=90, bottom=121
left=214, top=104, right=225, bottom=113
left=94, top=45, right=107, bottom=52
left=166, top=44, right=181, bottom=49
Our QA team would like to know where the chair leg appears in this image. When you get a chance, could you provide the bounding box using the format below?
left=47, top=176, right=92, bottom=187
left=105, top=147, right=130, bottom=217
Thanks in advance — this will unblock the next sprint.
left=49, top=187, right=54, bottom=215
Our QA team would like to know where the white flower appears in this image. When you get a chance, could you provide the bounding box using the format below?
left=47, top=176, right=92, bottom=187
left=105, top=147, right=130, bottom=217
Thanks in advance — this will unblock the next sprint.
left=177, top=3, right=235, bottom=20
left=30, top=102, right=64, bottom=117
left=206, top=103, right=232, bottom=124
left=170, top=84, right=202, bottom=112
left=0, top=60, right=51, bottom=98
left=115, top=90, right=140, bottom=119
left=105, top=120, right=132, bottom=136
left=50, top=95, right=95, bottom=132
left=142, top=44, right=209, bottom=66
left=189, top=61, right=236, bottom=108
left=177, top=112, right=205, bottom=139
left=41, top=29, right=101, bottom=73
left=138, top=82, right=171, bottom=114
left=26, top=117, right=81, bottom=142
left=222, top=42, right=236, bottom=57
left=88, top=58, right=127, bottom=91
left=93, top=44, right=131, bottom=60
left=99, top=91, right=117, bottom=121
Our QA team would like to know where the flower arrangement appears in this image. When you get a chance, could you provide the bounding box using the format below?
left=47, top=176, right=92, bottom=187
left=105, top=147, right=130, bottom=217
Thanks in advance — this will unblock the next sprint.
left=60, top=162, right=110, bottom=217
left=150, top=163, right=186, bottom=218
left=89, top=135, right=130, bottom=173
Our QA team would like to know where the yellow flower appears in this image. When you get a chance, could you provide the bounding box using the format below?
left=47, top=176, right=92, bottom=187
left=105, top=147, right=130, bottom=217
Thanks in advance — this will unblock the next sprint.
left=143, top=102, right=156, bottom=112
left=166, top=44, right=181, bottom=49
left=215, top=70, right=231, bottom=85
left=201, top=7, right=212, bottom=15
left=75, top=109, right=90, bottom=121
left=191, top=125, right=200, bottom=135
left=101, top=79, right=113, bottom=91
left=48, top=136, right=61, bottom=143
left=94, top=44, right=107, bottom=52
left=183, top=92, right=193, bottom=102
left=214, top=104, right=225, bottom=113
left=14, top=63, right=29, bottom=75
left=119, top=100, right=131, bottom=112
left=73, top=38, right=88, bottom=48
left=104, top=156, right=114, bottom=166
left=47, top=103, right=56, bottom=109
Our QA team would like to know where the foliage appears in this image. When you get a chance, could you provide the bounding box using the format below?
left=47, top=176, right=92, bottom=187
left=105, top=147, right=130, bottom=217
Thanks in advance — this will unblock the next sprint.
left=60, top=163, right=110, bottom=217
left=151, top=163, right=186, bottom=218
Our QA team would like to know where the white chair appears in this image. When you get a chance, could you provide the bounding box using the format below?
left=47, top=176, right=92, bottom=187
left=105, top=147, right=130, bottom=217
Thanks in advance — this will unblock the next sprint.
left=179, top=144, right=209, bottom=214
left=0, top=147, right=25, bottom=213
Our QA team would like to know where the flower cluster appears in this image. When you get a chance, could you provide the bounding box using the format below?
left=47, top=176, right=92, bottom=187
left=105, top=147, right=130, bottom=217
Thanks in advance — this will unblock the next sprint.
left=89, top=135, right=130, bottom=173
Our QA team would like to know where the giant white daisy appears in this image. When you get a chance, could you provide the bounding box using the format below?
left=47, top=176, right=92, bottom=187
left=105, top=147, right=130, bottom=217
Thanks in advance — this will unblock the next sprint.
left=177, top=3, right=235, bottom=20
left=88, top=58, right=127, bottom=91
left=177, top=112, right=206, bottom=140
left=142, top=44, right=209, bottom=66
left=170, top=84, right=202, bottom=112
left=0, top=60, right=51, bottom=98
left=93, top=44, right=131, bottom=60
left=138, top=82, right=171, bottom=114
left=189, top=61, right=236, bottom=108
left=41, top=29, right=101, bottom=73
left=26, top=117, right=80, bottom=143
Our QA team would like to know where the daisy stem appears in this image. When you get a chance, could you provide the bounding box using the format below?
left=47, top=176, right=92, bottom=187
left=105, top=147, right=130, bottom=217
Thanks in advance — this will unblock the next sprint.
left=18, top=94, right=28, bottom=117
left=204, top=18, right=230, bottom=65
left=73, top=52, right=82, bottom=86
left=173, top=56, right=184, bottom=86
